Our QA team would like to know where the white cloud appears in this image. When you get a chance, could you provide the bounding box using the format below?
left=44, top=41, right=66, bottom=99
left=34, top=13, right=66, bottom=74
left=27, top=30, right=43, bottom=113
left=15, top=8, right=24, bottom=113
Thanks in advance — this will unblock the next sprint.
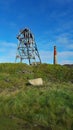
left=0, top=57, right=13, bottom=63
left=54, top=32, right=73, bottom=51
left=58, top=51, right=73, bottom=64
left=39, top=50, right=73, bottom=65
left=0, top=41, right=17, bottom=48
left=0, top=41, right=17, bottom=63
left=60, top=60, right=73, bottom=65
left=40, top=51, right=53, bottom=63
left=0, top=41, right=73, bottom=64
left=58, top=51, right=73, bottom=58
left=57, top=37, right=69, bottom=45
left=67, top=44, right=73, bottom=49
left=0, top=48, right=6, bottom=52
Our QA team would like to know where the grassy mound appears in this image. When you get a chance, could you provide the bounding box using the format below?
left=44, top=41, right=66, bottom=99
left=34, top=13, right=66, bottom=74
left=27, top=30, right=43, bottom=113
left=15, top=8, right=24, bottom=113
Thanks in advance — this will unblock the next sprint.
left=0, top=63, right=73, bottom=130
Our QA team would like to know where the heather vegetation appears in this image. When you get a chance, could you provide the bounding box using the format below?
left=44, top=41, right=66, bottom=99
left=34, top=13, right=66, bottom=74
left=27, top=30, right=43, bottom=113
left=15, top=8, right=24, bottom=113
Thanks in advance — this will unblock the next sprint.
left=0, top=63, right=73, bottom=130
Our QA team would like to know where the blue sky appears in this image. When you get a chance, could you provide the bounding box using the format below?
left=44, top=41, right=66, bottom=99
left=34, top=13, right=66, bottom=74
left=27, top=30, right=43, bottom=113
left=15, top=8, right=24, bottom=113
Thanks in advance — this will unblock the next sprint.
left=0, top=0, right=73, bottom=64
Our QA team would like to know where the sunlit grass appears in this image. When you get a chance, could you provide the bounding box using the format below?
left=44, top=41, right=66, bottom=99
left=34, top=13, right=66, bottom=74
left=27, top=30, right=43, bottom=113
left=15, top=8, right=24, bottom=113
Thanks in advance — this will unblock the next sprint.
left=0, top=63, right=73, bottom=130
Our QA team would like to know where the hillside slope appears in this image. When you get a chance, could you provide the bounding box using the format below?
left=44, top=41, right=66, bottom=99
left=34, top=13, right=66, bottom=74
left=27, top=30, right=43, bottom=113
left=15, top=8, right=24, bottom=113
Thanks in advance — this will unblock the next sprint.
left=0, top=63, right=73, bottom=130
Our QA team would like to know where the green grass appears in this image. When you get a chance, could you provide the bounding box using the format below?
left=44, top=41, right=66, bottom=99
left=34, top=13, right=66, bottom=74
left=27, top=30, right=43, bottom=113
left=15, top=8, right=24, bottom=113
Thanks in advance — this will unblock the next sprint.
left=0, top=63, right=73, bottom=130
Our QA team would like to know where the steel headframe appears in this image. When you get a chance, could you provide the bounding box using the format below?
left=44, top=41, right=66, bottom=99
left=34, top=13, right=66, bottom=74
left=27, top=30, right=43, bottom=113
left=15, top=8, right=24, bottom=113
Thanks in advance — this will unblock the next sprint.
left=15, top=28, right=41, bottom=65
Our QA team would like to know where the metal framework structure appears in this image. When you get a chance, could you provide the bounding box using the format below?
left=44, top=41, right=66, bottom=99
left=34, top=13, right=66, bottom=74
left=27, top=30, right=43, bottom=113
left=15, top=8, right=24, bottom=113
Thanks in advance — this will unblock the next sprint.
left=15, top=28, right=41, bottom=65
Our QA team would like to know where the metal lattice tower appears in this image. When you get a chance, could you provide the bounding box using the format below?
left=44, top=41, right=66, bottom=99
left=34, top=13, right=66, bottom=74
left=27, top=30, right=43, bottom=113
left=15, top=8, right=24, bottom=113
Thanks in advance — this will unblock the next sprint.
left=15, top=28, right=41, bottom=65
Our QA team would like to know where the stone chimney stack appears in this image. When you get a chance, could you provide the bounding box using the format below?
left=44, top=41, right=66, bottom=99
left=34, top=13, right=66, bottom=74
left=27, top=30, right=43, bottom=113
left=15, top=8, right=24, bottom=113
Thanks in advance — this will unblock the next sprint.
left=53, top=46, right=57, bottom=64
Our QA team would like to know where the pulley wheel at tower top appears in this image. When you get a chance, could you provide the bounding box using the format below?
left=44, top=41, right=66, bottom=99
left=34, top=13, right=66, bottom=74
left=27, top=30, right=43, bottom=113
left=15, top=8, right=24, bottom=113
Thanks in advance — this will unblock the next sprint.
left=17, top=28, right=34, bottom=44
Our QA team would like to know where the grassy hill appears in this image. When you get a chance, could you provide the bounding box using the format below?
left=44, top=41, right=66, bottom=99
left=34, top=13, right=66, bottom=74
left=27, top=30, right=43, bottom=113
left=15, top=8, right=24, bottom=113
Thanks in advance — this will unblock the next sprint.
left=0, top=63, right=73, bottom=130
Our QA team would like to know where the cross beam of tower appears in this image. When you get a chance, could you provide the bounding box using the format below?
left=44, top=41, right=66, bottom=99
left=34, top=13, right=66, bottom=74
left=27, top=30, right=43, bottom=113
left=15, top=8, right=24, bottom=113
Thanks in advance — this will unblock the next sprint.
left=15, top=28, right=41, bottom=65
